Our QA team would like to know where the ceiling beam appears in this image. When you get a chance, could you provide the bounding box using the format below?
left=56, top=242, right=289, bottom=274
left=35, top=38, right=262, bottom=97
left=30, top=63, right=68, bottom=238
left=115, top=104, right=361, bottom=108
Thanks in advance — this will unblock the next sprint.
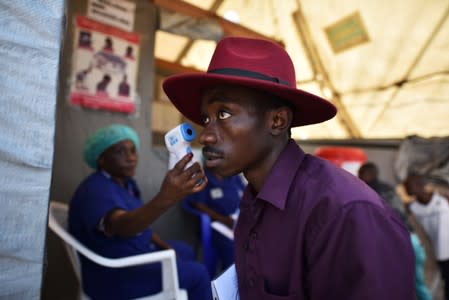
left=150, top=0, right=282, bottom=45
left=292, top=5, right=362, bottom=139
left=174, top=0, right=224, bottom=63
left=155, top=58, right=202, bottom=75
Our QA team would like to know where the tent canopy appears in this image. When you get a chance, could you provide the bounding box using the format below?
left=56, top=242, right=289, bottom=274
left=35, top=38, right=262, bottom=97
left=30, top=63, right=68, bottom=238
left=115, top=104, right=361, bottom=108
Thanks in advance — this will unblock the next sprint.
left=153, top=0, right=449, bottom=140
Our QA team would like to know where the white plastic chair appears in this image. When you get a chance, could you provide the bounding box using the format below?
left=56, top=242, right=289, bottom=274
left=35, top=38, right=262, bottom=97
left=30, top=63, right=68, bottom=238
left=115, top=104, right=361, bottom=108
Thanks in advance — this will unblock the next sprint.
left=48, top=201, right=188, bottom=300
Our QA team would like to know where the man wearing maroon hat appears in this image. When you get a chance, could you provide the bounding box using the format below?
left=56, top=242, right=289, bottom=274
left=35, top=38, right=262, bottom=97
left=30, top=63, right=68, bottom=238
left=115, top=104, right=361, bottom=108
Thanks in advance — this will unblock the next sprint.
left=163, top=37, right=415, bottom=299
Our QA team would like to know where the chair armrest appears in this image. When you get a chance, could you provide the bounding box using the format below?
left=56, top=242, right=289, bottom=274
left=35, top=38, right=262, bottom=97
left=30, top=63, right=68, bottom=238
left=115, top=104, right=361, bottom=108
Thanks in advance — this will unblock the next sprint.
left=49, top=212, right=174, bottom=269
left=48, top=203, right=181, bottom=295
left=100, top=249, right=179, bottom=293
left=92, top=249, right=176, bottom=268
left=211, top=221, right=234, bottom=240
left=82, top=248, right=180, bottom=293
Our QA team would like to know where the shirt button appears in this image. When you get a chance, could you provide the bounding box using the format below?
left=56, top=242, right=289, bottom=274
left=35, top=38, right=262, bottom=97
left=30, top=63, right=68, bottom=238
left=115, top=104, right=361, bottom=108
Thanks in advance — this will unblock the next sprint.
left=244, top=240, right=249, bottom=250
left=251, top=231, right=257, bottom=239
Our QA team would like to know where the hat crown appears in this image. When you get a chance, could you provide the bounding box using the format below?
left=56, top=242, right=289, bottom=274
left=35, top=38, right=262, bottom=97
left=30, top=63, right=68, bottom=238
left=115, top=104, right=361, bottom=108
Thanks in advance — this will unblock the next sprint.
left=207, top=37, right=296, bottom=87
left=162, top=36, right=336, bottom=128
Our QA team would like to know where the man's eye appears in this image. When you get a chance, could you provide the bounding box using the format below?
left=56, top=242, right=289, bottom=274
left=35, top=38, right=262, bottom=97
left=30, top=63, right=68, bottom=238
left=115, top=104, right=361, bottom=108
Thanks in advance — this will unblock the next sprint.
left=218, top=111, right=231, bottom=120
left=202, top=116, right=210, bottom=125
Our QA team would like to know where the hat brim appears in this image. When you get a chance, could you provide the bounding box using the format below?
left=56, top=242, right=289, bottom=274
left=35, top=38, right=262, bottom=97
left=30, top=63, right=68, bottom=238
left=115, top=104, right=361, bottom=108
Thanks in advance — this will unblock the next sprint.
left=163, top=73, right=337, bottom=127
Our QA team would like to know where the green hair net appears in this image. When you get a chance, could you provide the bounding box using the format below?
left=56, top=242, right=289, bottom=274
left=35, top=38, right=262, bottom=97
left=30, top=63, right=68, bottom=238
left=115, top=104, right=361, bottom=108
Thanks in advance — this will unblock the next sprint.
left=83, top=124, right=140, bottom=169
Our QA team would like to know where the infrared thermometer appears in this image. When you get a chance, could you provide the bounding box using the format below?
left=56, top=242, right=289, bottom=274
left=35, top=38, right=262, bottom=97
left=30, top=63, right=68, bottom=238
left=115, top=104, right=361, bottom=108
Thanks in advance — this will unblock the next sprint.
left=165, top=123, right=199, bottom=170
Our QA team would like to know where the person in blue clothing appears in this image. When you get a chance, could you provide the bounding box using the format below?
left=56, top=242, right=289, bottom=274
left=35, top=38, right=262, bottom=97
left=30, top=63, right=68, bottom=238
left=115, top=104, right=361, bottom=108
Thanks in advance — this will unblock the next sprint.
left=411, top=233, right=433, bottom=300
left=68, top=124, right=212, bottom=300
left=185, top=166, right=245, bottom=270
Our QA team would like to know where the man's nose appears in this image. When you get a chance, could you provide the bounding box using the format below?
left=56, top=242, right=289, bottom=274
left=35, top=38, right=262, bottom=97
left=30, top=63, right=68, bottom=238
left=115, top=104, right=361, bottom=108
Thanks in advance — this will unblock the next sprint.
left=199, top=124, right=217, bottom=145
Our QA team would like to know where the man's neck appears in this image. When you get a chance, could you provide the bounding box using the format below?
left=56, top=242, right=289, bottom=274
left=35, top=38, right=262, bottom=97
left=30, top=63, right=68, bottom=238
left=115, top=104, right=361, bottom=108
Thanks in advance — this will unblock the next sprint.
left=417, top=192, right=433, bottom=204
left=244, top=137, right=289, bottom=192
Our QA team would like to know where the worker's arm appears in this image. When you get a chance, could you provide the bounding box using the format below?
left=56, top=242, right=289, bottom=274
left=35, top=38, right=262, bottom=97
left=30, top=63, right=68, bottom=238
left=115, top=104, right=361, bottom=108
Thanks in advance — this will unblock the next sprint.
left=104, top=153, right=208, bottom=237
left=193, top=202, right=235, bottom=229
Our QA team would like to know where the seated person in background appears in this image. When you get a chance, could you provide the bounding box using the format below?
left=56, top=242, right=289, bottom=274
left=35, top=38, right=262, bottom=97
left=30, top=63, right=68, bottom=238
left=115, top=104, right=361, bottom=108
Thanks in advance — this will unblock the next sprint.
left=359, top=163, right=432, bottom=300
left=184, top=166, right=246, bottom=270
left=358, top=162, right=407, bottom=219
left=405, top=173, right=449, bottom=300
left=68, top=124, right=212, bottom=300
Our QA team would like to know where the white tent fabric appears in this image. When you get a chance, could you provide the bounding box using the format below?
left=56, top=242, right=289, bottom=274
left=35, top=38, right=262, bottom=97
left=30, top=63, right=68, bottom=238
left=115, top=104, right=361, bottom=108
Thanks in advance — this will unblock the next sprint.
left=155, top=0, right=449, bottom=140
left=0, top=1, right=64, bottom=298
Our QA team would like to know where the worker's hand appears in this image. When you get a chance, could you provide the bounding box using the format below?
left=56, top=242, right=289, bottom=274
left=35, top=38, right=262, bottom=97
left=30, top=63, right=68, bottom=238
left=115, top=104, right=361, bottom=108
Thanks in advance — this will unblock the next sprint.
left=158, top=153, right=208, bottom=205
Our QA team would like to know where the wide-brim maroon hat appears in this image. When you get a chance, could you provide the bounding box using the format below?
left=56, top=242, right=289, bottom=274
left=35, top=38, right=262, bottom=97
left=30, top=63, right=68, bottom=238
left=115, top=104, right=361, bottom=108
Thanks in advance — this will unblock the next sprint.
left=163, top=37, right=337, bottom=127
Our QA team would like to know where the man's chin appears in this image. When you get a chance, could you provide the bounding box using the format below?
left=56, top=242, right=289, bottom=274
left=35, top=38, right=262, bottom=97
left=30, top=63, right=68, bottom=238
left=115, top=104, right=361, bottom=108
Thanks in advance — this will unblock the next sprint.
left=208, top=166, right=238, bottom=178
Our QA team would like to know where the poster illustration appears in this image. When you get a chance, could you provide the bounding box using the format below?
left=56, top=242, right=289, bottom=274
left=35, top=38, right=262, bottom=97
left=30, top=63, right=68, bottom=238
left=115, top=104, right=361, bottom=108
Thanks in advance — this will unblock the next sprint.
left=70, top=15, right=139, bottom=113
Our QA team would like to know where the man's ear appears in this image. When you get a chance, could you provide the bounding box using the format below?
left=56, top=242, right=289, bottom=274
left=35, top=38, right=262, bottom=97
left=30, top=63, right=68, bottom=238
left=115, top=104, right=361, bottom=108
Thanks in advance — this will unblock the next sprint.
left=269, top=107, right=292, bottom=136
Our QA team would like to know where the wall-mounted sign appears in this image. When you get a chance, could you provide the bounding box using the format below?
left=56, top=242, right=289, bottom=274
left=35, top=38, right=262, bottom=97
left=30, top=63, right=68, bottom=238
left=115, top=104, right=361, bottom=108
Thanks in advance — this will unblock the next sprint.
left=69, top=16, right=140, bottom=114
left=88, top=0, right=136, bottom=32
left=324, top=12, right=370, bottom=54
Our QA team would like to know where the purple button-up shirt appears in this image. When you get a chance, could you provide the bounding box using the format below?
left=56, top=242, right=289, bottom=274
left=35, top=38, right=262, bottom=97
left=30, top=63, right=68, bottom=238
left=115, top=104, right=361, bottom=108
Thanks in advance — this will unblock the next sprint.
left=234, top=140, right=415, bottom=300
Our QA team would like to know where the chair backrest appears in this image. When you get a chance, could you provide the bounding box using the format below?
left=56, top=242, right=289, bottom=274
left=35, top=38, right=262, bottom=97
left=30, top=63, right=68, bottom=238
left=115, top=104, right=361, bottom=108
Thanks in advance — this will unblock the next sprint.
left=48, top=201, right=187, bottom=300
left=182, top=199, right=218, bottom=277
left=48, top=201, right=85, bottom=281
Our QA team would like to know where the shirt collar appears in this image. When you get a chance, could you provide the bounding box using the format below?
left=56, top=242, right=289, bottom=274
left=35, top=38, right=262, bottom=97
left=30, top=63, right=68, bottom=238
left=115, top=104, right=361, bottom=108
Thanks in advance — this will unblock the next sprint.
left=255, top=139, right=305, bottom=210
left=99, top=170, right=134, bottom=187
left=101, top=170, right=111, bottom=178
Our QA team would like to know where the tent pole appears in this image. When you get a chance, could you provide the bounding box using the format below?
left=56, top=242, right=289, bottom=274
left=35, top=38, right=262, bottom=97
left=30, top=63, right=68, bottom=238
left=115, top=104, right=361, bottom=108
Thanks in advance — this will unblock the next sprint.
left=292, top=1, right=362, bottom=138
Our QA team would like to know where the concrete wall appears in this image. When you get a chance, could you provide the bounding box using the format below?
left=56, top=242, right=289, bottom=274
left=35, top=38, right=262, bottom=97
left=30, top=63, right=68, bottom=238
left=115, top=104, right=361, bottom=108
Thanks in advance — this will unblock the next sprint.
left=42, top=1, right=198, bottom=298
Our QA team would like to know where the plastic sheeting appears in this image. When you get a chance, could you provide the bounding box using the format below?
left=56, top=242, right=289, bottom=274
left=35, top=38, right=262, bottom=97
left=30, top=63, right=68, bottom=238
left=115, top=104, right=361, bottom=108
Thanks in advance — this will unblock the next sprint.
left=395, top=135, right=449, bottom=185
left=0, top=1, right=64, bottom=298
left=159, top=8, right=223, bottom=41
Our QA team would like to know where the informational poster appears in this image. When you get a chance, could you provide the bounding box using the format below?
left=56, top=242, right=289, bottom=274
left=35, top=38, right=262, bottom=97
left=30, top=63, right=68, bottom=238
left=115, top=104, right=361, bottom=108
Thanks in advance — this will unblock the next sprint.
left=69, top=15, right=139, bottom=113
left=87, top=0, right=136, bottom=32
left=323, top=11, right=370, bottom=54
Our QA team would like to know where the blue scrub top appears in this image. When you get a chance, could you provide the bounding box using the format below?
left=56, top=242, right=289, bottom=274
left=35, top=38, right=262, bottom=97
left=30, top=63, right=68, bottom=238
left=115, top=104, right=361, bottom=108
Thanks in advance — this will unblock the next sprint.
left=186, top=169, right=245, bottom=215
left=68, top=171, right=158, bottom=299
